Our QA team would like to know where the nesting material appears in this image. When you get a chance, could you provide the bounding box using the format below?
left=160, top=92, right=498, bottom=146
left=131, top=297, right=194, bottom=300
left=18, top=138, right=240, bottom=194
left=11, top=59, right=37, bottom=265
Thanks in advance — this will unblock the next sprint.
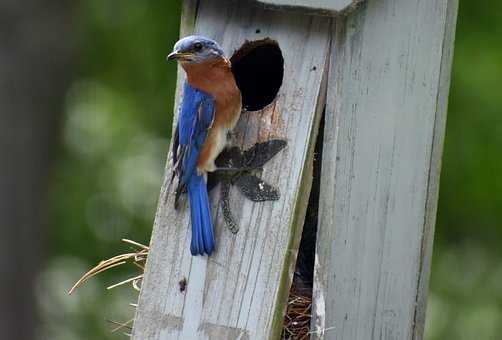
left=68, top=239, right=147, bottom=295
left=282, top=284, right=313, bottom=340
left=69, top=239, right=313, bottom=338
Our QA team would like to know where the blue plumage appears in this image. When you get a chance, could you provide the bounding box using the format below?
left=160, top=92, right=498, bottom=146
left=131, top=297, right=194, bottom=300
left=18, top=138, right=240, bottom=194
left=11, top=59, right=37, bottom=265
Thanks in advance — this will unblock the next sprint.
left=169, top=35, right=241, bottom=256
left=174, top=83, right=215, bottom=256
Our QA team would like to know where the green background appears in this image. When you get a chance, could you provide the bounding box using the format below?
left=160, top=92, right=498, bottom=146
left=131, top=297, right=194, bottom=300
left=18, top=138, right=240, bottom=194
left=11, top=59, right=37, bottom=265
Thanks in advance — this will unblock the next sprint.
left=40, top=1, right=502, bottom=339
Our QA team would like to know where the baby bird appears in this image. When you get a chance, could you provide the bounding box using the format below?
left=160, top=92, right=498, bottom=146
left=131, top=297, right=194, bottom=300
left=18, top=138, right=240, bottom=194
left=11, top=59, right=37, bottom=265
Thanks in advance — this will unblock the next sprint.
left=168, top=36, right=242, bottom=255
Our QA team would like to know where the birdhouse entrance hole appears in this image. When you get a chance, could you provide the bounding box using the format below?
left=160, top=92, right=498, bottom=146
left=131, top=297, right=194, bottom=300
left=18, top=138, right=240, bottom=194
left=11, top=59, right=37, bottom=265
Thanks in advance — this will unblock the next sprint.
left=230, top=38, right=284, bottom=111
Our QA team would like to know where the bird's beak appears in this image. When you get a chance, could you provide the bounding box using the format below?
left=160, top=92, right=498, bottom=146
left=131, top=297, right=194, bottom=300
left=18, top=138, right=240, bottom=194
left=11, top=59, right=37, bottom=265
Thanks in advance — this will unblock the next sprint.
left=167, top=51, right=194, bottom=61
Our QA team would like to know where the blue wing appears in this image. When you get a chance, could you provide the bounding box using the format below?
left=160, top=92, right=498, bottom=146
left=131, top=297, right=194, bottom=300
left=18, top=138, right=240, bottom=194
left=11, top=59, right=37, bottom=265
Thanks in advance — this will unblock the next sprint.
left=173, top=82, right=216, bottom=255
left=173, top=83, right=215, bottom=193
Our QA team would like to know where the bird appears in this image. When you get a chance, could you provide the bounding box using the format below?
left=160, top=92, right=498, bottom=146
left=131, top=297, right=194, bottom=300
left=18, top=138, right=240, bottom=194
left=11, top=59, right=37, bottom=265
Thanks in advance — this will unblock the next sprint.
left=168, top=35, right=242, bottom=256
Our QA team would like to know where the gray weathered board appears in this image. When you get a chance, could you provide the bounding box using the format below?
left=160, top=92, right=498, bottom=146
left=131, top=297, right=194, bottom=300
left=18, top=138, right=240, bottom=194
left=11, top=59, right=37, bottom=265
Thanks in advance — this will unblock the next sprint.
left=312, top=0, right=458, bottom=339
left=256, top=0, right=364, bottom=15
left=255, top=0, right=363, bottom=15
left=131, top=1, right=331, bottom=339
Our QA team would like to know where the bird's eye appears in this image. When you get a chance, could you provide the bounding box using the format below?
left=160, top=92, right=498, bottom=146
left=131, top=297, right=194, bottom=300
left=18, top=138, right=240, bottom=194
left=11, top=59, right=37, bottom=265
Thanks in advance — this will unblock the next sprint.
left=193, top=42, right=203, bottom=51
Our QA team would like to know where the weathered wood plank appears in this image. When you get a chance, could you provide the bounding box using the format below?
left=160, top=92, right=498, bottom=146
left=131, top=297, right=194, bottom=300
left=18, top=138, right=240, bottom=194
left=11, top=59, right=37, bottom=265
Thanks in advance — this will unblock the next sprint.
left=255, top=0, right=363, bottom=16
left=132, top=1, right=331, bottom=339
left=412, top=1, right=458, bottom=339
left=312, top=0, right=458, bottom=339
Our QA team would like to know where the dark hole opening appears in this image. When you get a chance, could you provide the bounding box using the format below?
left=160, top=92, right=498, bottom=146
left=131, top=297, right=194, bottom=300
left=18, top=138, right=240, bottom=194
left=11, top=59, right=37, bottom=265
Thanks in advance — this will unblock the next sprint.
left=230, top=38, right=284, bottom=111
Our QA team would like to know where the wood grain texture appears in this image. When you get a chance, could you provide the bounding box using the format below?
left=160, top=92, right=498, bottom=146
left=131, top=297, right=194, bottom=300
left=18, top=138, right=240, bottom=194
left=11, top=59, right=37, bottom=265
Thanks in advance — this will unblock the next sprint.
left=132, top=1, right=331, bottom=339
left=312, top=1, right=457, bottom=339
left=255, top=0, right=363, bottom=16
left=412, top=1, right=458, bottom=339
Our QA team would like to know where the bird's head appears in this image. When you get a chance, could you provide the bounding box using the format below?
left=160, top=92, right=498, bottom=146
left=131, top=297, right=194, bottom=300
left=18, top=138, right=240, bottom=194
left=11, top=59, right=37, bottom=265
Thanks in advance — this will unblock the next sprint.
left=167, top=36, right=225, bottom=63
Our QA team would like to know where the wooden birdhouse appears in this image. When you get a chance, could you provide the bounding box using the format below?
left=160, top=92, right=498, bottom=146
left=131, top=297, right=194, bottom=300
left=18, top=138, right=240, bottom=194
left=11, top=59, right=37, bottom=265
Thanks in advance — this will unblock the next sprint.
left=132, top=0, right=458, bottom=339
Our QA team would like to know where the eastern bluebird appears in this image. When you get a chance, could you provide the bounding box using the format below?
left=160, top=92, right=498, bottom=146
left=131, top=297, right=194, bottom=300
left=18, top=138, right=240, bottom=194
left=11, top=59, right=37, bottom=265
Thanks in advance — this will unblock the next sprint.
left=168, top=36, right=242, bottom=256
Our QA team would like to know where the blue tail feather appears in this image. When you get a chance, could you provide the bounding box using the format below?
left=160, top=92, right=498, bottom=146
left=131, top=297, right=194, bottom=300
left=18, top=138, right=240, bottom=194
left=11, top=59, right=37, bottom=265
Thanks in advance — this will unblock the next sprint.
left=188, top=175, right=215, bottom=256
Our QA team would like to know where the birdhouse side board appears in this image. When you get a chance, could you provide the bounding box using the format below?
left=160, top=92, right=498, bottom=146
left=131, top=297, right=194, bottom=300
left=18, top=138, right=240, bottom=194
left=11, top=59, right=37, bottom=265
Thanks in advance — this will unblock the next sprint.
left=312, top=0, right=458, bottom=339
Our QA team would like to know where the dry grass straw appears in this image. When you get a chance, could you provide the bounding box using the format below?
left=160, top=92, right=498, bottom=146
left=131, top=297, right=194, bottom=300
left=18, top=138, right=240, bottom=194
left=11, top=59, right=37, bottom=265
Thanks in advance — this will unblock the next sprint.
left=69, top=239, right=314, bottom=338
left=68, top=239, right=149, bottom=335
left=68, top=239, right=148, bottom=295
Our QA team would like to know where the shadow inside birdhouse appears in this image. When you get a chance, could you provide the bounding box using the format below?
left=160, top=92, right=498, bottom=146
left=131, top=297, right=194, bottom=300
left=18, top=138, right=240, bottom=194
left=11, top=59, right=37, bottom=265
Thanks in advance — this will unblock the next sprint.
left=230, top=38, right=284, bottom=111
left=282, top=108, right=325, bottom=338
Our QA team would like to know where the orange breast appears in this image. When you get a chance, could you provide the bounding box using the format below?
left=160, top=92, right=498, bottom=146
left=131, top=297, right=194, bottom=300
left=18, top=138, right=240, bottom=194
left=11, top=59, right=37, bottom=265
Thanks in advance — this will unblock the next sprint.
left=184, top=58, right=241, bottom=119
left=183, top=58, right=242, bottom=170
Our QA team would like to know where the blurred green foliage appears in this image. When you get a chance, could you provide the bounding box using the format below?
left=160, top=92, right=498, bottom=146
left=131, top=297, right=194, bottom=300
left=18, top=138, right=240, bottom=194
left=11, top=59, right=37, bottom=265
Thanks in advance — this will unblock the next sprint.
left=40, top=1, right=181, bottom=339
left=39, top=1, right=502, bottom=339
left=425, top=2, right=502, bottom=340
